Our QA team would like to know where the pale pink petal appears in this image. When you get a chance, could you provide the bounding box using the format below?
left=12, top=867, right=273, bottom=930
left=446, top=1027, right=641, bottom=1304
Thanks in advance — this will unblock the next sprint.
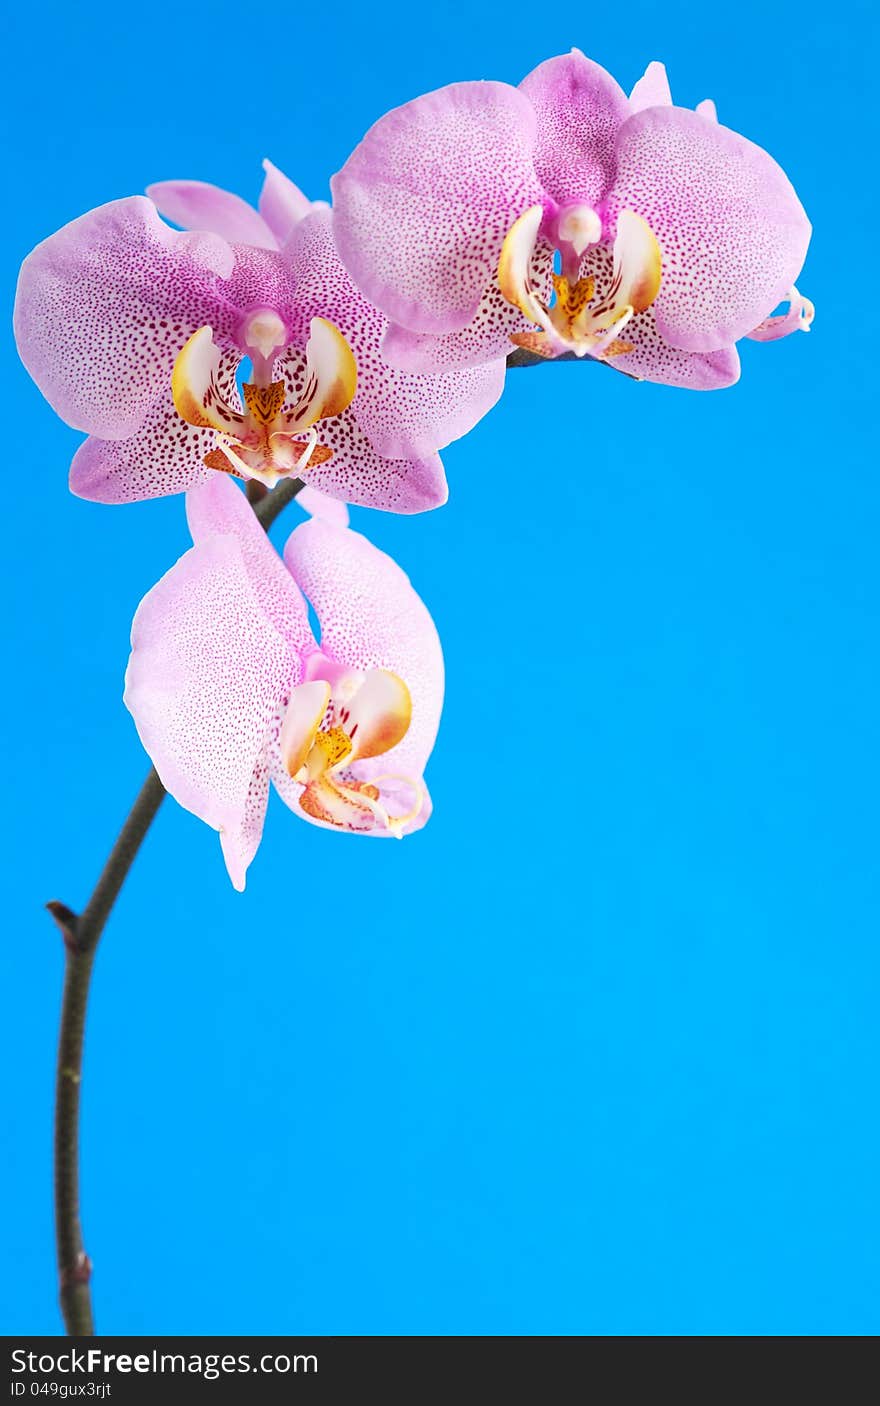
left=608, top=106, right=811, bottom=352
left=296, top=485, right=350, bottom=527
left=611, top=319, right=741, bottom=389
left=14, top=196, right=234, bottom=439
left=124, top=535, right=299, bottom=891
left=221, top=739, right=273, bottom=892
left=185, top=477, right=314, bottom=651
left=283, top=521, right=443, bottom=789
left=578, top=241, right=741, bottom=389
left=289, top=394, right=449, bottom=514
left=69, top=348, right=241, bottom=504
left=259, top=159, right=326, bottom=246
left=70, top=401, right=213, bottom=503
left=518, top=49, right=629, bottom=207
left=281, top=210, right=505, bottom=455
left=146, top=179, right=278, bottom=250
left=331, top=82, right=542, bottom=334
left=696, top=98, right=718, bottom=122
left=629, top=60, right=672, bottom=112
left=380, top=235, right=555, bottom=373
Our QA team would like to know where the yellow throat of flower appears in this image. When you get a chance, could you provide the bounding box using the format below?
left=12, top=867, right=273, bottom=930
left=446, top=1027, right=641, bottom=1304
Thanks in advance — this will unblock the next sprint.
left=279, top=670, right=422, bottom=836
left=171, top=316, right=357, bottom=487
left=499, top=205, right=662, bottom=361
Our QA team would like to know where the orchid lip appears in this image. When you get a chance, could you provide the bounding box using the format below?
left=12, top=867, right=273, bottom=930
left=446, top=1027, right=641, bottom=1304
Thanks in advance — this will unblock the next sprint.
left=171, top=318, right=357, bottom=486
left=279, top=668, right=420, bottom=835
left=500, top=206, right=662, bottom=362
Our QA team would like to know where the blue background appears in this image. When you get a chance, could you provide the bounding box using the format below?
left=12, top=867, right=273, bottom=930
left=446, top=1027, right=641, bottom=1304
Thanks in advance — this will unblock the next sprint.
left=3, top=0, right=877, bottom=1337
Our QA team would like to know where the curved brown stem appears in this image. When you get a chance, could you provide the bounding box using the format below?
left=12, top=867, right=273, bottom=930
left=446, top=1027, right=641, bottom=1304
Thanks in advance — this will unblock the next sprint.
left=50, top=475, right=303, bottom=1334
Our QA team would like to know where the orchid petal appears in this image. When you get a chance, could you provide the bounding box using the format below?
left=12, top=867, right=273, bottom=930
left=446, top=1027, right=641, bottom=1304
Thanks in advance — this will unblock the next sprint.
left=70, top=401, right=213, bottom=503
left=172, top=326, right=248, bottom=435
left=629, top=60, right=672, bottom=112
left=609, top=106, right=811, bottom=352
left=498, top=206, right=551, bottom=326
left=380, top=235, right=555, bottom=374
left=332, top=81, right=542, bottom=334
left=611, top=320, right=741, bottom=388
left=696, top=98, right=718, bottom=122
left=283, top=520, right=443, bottom=791
left=258, top=159, right=326, bottom=246
left=124, top=533, right=298, bottom=891
left=147, top=179, right=278, bottom=250
left=295, top=485, right=350, bottom=527
left=518, top=49, right=630, bottom=207
left=274, top=357, right=450, bottom=514
left=14, top=196, right=233, bottom=439
left=185, top=476, right=314, bottom=650
left=343, top=669, right=412, bottom=762
left=578, top=239, right=740, bottom=388
left=279, top=680, right=331, bottom=776
left=609, top=209, right=662, bottom=316
left=282, top=209, right=505, bottom=455
left=282, top=317, right=357, bottom=430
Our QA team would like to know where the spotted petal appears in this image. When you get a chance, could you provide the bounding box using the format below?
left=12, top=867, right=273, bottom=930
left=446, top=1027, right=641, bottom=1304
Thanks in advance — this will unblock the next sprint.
left=147, top=178, right=278, bottom=250
left=608, top=106, right=811, bottom=352
left=185, top=476, right=314, bottom=649
left=332, top=81, right=542, bottom=334
left=279, top=520, right=443, bottom=832
left=518, top=49, right=630, bottom=207
left=281, top=316, right=357, bottom=430
left=628, top=60, right=672, bottom=113
left=14, top=196, right=233, bottom=440
left=124, top=532, right=299, bottom=890
left=281, top=210, right=505, bottom=458
left=259, top=159, right=327, bottom=246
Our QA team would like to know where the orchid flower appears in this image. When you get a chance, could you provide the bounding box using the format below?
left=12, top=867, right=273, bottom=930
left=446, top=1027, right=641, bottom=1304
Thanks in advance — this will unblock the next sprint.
left=124, top=477, right=443, bottom=890
left=331, top=51, right=812, bottom=389
left=14, top=162, right=505, bottom=513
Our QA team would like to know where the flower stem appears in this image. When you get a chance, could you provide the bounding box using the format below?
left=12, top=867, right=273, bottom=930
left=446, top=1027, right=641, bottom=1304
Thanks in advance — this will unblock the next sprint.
left=50, top=475, right=303, bottom=1334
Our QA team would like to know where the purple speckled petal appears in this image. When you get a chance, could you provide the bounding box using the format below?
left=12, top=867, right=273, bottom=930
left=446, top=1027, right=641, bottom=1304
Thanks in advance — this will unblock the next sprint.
left=69, top=349, right=241, bottom=504
left=380, top=234, right=555, bottom=373
left=124, top=532, right=298, bottom=891
left=70, top=408, right=212, bottom=504
left=629, top=60, right=672, bottom=112
left=276, top=355, right=449, bottom=513
left=14, top=197, right=234, bottom=439
left=275, top=519, right=443, bottom=834
left=259, top=159, right=326, bottom=246
left=280, top=210, right=504, bottom=459
left=518, top=50, right=629, bottom=207
left=611, top=322, right=741, bottom=389
left=185, top=477, right=314, bottom=651
left=295, top=485, right=350, bottom=527
left=147, top=179, right=278, bottom=250
left=608, top=106, right=811, bottom=352
left=332, top=82, right=542, bottom=334
left=579, top=240, right=740, bottom=389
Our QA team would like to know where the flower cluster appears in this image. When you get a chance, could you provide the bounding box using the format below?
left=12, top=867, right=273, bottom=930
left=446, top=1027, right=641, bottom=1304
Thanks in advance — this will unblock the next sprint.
left=15, top=52, right=811, bottom=887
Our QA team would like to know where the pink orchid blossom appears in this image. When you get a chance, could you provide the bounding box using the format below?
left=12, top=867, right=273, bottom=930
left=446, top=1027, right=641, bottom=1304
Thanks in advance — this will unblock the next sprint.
left=332, top=52, right=812, bottom=389
left=124, top=477, right=443, bottom=890
left=14, top=162, right=505, bottom=513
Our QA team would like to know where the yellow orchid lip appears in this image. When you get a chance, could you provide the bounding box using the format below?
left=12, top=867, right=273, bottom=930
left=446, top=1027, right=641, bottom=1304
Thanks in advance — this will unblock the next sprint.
left=280, top=668, right=420, bottom=835
left=499, top=205, right=662, bottom=361
left=171, top=317, right=357, bottom=486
